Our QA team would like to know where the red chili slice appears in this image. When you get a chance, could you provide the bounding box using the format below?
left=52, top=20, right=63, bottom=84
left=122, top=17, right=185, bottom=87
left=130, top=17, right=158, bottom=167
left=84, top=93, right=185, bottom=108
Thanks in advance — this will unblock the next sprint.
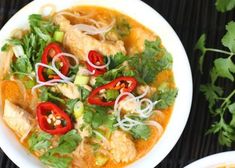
left=38, top=43, right=70, bottom=82
left=88, top=77, right=137, bottom=106
left=86, top=50, right=107, bottom=76
left=36, top=102, right=73, bottom=135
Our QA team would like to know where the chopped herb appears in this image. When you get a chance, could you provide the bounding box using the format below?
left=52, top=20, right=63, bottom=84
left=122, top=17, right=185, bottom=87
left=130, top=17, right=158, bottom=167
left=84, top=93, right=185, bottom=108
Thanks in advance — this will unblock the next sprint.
left=40, top=129, right=81, bottom=168
left=152, top=83, right=178, bottom=109
left=40, top=87, right=65, bottom=104
left=129, top=40, right=173, bottom=84
left=83, top=105, right=115, bottom=129
left=195, top=21, right=235, bottom=147
left=108, top=52, right=128, bottom=69
left=11, top=57, right=33, bottom=73
left=8, top=14, right=58, bottom=74
left=215, top=0, right=235, bottom=12
left=79, top=86, right=90, bottom=101
left=66, top=98, right=79, bottom=115
left=95, top=66, right=135, bottom=87
left=28, top=132, right=52, bottom=152
left=130, top=124, right=151, bottom=140
left=1, top=43, right=10, bottom=52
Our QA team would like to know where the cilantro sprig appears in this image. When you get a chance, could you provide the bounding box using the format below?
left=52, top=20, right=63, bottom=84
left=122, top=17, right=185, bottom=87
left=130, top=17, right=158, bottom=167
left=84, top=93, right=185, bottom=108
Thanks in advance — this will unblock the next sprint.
left=195, top=21, right=235, bottom=147
left=215, top=0, right=235, bottom=12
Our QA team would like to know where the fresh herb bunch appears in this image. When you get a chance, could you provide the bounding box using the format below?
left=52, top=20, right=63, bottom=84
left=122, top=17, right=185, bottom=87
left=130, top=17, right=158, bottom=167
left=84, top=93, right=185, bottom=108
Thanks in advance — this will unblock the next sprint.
left=195, top=21, right=235, bottom=147
left=215, top=0, right=235, bottom=12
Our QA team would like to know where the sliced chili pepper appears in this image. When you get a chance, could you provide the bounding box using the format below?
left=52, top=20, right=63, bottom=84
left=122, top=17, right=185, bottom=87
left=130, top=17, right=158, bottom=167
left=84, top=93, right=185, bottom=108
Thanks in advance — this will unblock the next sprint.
left=88, top=77, right=137, bottom=106
left=86, top=50, right=107, bottom=76
left=36, top=102, right=73, bottom=135
left=38, top=43, right=70, bottom=82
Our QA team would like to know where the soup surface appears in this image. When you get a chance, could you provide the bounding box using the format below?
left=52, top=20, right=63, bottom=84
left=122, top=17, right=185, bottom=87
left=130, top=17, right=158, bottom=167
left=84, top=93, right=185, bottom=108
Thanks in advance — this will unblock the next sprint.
left=0, top=5, right=177, bottom=168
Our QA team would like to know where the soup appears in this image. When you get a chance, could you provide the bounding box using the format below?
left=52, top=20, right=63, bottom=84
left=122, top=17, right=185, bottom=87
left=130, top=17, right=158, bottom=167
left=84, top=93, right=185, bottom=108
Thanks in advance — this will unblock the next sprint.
left=0, top=5, right=177, bottom=168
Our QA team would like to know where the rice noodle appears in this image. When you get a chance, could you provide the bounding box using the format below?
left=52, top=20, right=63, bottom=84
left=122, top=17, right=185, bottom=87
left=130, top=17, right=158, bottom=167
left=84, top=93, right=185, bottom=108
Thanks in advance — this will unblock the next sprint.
left=86, top=54, right=110, bottom=69
left=32, top=52, right=79, bottom=92
left=78, top=67, right=95, bottom=76
left=51, top=52, right=79, bottom=81
left=145, top=120, right=163, bottom=135
left=73, top=19, right=115, bottom=36
left=114, top=87, right=163, bottom=133
left=58, top=11, right=93, bottom=19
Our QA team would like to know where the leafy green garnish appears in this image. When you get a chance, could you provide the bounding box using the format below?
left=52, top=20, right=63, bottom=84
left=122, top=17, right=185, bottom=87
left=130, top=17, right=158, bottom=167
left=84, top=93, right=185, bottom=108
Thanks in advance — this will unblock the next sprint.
left=128, top=40, right=173, bottom=84
left=108, top=52, right=128, bottom=69
left=215, top=0, right=235, bottom=12
left=152, top=83, right=178, bottom=109
left=222, top=21, right=235, bottom=53
left=196, top=21, right=235, bottom=147
left=79, top=86, right=90, bottom=101
left=40, top=87, right=65, bottom=104
left=195, top=34, right=206, bottom=73
left=130, top=124, right=151, bottom=140
left=66, top=98, right=79, bottom=115
left=95, top=66, right=135, bottom=87
left=1, top=43, right=10, bottom=52
left=11, top=57, right=33, bottom=73
left=40, top=129, right=81, bottom=168
left=83, top=105, right=115, bottom=129
left=28, top=132, right=52, bottom=152
left=40, top=155, right=72, bottom=168
left=8, top=14, right=58, bottom=74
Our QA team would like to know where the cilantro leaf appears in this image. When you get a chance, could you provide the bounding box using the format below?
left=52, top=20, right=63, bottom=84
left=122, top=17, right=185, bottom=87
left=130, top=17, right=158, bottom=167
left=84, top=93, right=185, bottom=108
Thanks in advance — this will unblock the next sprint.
left=129, top=40, right=173, bottom=84
left=40, top=87, right=65, bottom=104
left=11, top=57, right=33, bottom=73
left=214, top=57, right=235, bottom=81
left=79, top=86, right=90, bottom=101
left=40, top=130, right=81, bottom=168
left=28, top=132, right=52, bottom=152
left=200, top=84, right=223, bottom=112
left=194, top=34, right=207, bottom=73
left=108, top=52, right=128, bottom=69
left=40, top=155, right=72, bottom=168
left=152, top=83, right=178, bottom=109
left=95, top=66, right=135, bottom=87
left=130, top=124, right=151, bottom=140
left=222, top=21, right=235, bottom=53
left=66, top=98, right=79, bottom=115
left=83, top=105, right=115, bottom=129
left=1, top=43, right=10, bottom=52
left=215, top=0, right=235, bottom=12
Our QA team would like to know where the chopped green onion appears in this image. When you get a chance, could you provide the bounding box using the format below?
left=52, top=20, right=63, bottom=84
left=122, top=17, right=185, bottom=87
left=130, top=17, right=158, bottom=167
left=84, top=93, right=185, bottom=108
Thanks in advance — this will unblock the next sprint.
left=53, top=31, right=64, bottom=43
left=95, top=153, right=108, bottom=166
left=74, top=101, right=84, bottom=119
left=74, top=75, right=89, bottom=86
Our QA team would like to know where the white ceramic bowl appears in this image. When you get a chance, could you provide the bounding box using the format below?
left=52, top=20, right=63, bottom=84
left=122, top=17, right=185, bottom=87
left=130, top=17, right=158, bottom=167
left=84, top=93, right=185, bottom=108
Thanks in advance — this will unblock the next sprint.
left=185, top=151, right=235, bottom=168
left=0, top=0, right=193, bottom=167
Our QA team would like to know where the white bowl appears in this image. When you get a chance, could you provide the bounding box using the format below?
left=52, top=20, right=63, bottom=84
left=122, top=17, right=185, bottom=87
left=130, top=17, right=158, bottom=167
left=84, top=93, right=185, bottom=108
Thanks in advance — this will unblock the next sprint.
left=185, top=151, right=235, bottom=168
left=0, top=0, right=193, bottom=167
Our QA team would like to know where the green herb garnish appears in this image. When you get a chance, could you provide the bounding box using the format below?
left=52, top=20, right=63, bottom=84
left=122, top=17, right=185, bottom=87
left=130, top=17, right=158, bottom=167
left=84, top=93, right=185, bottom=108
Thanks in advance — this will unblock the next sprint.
left=195, top=21, right=235, bottom=147
left=215, top=0, right=235, bottom=12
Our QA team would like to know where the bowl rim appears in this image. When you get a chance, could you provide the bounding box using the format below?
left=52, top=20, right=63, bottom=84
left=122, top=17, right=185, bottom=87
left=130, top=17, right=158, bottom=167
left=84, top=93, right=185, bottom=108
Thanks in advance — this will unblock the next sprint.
left=184, top=151, right=235, bottom=168
left=0, top=0, right=193, bottom=168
